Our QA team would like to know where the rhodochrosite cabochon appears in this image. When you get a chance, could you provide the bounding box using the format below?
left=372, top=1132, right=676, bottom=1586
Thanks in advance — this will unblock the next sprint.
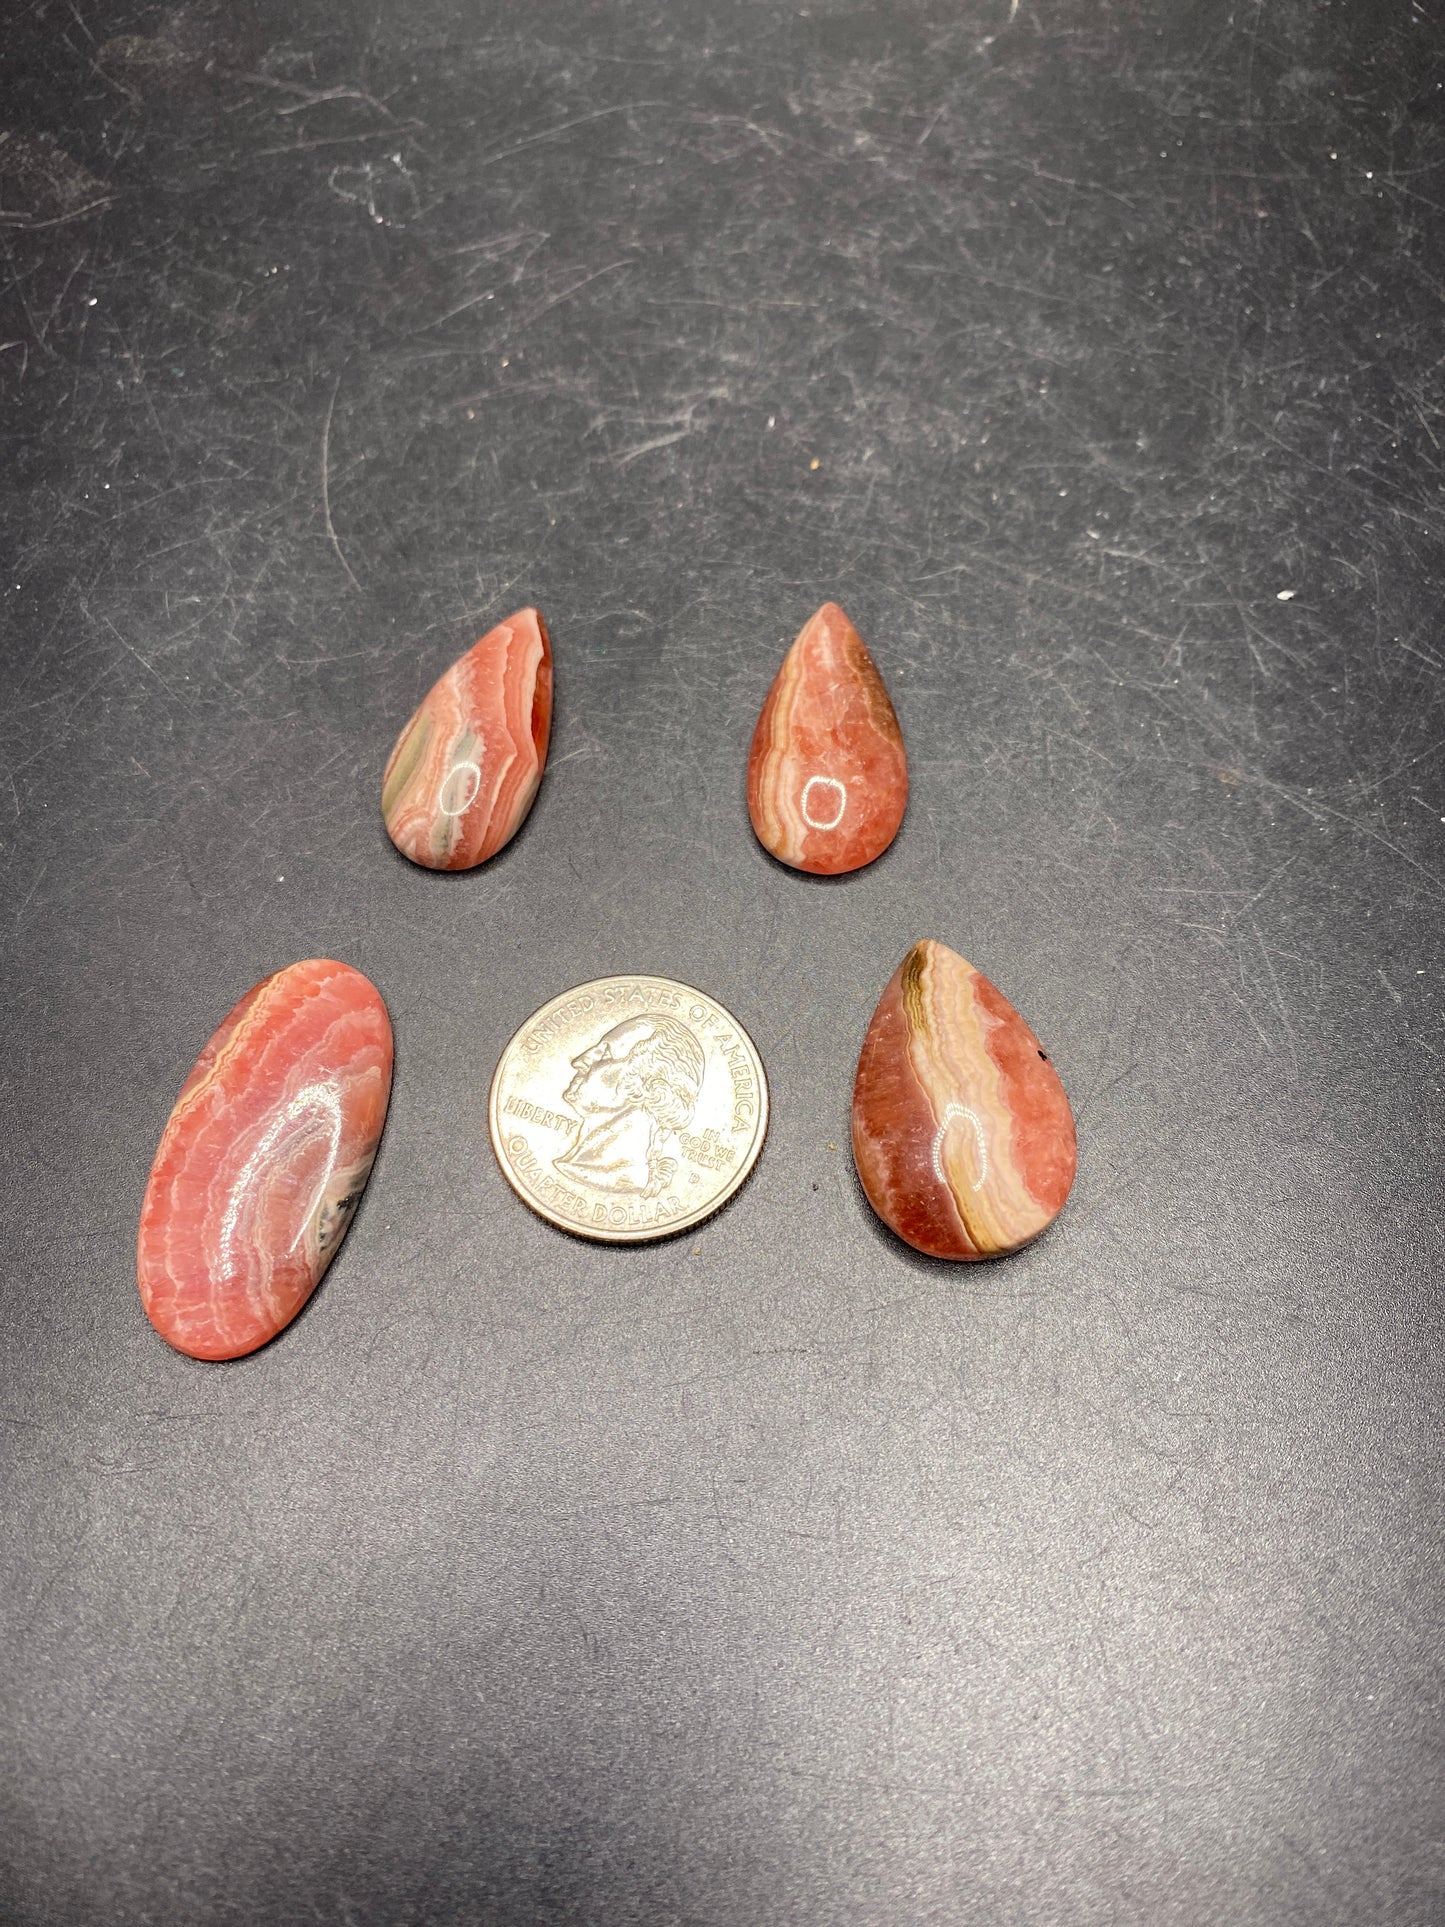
left=383, top=606, right=554, bottom=871
left=747, top=601, right=908, bottom=875
left=852, top=940, right=1076, bottom=1260
left=137, top=960, right=394, bottom=1360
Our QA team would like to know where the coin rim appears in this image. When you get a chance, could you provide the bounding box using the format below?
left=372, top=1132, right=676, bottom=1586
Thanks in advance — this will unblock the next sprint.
left=487, top=974, right=770, bottom=1243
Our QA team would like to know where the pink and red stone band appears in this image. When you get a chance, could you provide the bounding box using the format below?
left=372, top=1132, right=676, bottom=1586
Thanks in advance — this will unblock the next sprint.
left=137, top=605, right=1077, bottom=1360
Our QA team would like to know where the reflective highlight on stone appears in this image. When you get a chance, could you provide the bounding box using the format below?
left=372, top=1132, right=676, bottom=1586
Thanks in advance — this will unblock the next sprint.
left=852, top=940, right=1075, bottom=1260
left=747, top=601, right=907, bottom=874
left=137, top=960, right=393, bottom=1359
left=383, top=607, right=553, bottom=871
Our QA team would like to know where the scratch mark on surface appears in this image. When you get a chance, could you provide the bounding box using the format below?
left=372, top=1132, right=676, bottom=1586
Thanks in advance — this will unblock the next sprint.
left=12, top=863, right=46, bottom=930
left=276, top=87, right=400, bottom=124
left=613, top=427, right=690, bottom=468
left=320, top=375, right=360, bottom=593
left=507, top=260, right=635, bottom=337
left=477, top=103, right=664, bottom=173
left=257, top=129, right=400, bottom=158
left=0, top=198, right=111, bottom=230
left=1252, top=922, right=1297, bottom=1063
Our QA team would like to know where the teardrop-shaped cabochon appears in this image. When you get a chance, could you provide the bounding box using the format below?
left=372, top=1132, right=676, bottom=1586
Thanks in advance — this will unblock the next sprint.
left=852, top=940, right=1075, bottom=1259
left=383, top=607, right=553, bottom=871
left=748, top=602, right=907, bottom=875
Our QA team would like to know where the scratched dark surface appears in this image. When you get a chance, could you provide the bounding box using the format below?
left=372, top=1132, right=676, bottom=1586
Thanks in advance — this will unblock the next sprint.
left=3, top=1, right=1444, bottom=1921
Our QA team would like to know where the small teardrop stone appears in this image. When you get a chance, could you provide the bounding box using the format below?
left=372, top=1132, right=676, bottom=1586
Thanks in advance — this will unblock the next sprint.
left=747, top=602, right=907, bottom=875
left=383, top=607, right=553, bottom=871
left=852, top=940, right=1076, bottom=1260
left=137, top=960, right=393, bottom=1359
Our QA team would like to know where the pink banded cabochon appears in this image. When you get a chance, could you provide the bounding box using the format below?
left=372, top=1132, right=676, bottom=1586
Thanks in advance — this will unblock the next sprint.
left=852, top=940, right=1076, bottom=1260
left=137, top=960, right=393, bottom=1359
left=383, top=606, right=554, bottom=871
left=747, top=601, right=907, bottom=875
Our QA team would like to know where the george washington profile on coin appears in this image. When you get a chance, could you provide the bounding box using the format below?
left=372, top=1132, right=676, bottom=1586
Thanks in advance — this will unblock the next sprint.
left=554, top=1013, right=706, bottom=1199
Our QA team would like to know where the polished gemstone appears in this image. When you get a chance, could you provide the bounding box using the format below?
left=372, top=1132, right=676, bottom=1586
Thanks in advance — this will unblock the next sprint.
left=383, top=606, right=553, bottom=871
left=137, top=960, right=393, bottom=1360
left=852, top=940, right=1075, bottom=1260
left=747, top=601, right=907, bottom=875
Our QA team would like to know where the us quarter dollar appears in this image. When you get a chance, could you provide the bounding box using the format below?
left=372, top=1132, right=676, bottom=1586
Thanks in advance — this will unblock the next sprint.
left=488, top=975, right=769, bottom=1242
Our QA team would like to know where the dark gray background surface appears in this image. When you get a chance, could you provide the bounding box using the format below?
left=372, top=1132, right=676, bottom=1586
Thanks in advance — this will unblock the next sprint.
left=2, top=2, right=1443, bottom=1921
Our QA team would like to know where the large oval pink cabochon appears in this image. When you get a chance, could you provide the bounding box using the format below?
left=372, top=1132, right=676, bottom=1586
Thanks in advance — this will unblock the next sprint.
left=137, top=959, right=393, bottom=1360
